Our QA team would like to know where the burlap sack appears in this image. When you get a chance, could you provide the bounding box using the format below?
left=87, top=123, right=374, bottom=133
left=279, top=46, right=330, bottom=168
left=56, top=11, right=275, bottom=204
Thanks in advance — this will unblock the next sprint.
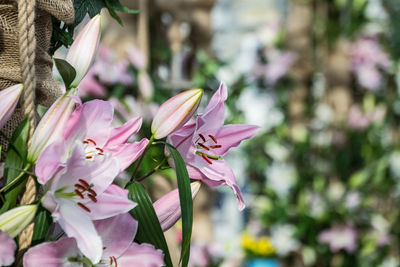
left=0, top=0, right=74, bottom=150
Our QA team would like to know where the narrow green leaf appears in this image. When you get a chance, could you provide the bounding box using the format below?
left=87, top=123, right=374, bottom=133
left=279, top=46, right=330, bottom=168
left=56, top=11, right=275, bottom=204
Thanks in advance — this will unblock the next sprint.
left=127, top=182, right=173, bottom=267
left=0, top=119, right=29, bottom=214
left=31, top=207, right=52, bottom=246
left=165, top=143, right=193, bottom=267
left=104, top=0, right=140, bottom=14
left=54, top=58, right=77, bottom=89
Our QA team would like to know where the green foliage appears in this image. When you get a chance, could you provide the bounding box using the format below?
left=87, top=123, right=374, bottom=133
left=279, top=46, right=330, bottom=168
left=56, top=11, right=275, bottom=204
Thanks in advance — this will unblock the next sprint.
left=0, top=119, right=29, bottom=214
left=50, top=0, right=139, bottom=55
left=54, top=58, right=77, bottom=89
left=127, top=182, right=173, bottom=267
left=165, top=143, right=193, bottom=267
left=31, top=207, right=52, bottom=246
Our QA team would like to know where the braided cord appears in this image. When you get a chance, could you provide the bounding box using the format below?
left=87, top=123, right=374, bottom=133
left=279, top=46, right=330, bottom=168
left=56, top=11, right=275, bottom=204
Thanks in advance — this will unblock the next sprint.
left=17, top=0, right=37, bottom=252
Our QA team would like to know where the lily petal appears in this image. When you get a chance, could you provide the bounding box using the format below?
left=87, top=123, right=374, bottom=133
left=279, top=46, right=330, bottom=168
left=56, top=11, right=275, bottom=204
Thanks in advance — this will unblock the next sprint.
left=85, top=185, right=136, bottom=220
left=94, top=213, right=138, bottom=259
left=192, top=159, right=245, bottom=210
left=196, top=82, right=227, bottom=132
left=105, top=117, right=142, bottom=147
left=0, top=84, right=23, bottom=130
left=66, top=100, right=114, bottom=148
left=56, top=199, right=102, bottom=264
left=23, top=238, right=81, bottom=267
left=117, top=243, right=164, bottom=267
left=203, top=124, right=259, bottom=156
left=105, top=139, right=149, bottom=172
left=0, top=231, right=16, bottom=266
left=35, top=141, right=66, bottom=184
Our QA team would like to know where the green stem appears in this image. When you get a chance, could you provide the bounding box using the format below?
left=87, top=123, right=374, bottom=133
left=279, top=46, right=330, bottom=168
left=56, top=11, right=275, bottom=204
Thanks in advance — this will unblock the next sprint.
left=136, top=158, right=168, bottom=182
left=130, top=135, right=155, bottom=181
left=0, top=163, right=32, bottom=194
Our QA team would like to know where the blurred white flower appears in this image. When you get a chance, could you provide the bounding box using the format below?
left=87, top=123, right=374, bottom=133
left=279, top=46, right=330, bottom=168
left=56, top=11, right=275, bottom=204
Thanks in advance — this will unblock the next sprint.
left=345, top=191, right=361, bottom=210
left=308, top=193, right=326, bottom=218
left=312, top=103, right=334, bottom=129
left=270, top=224, right=300, bottom=256
left=264, top=141, right=290, bottom=162
left=378, top=257, right=399, bottom=267
left=237, top=88, right=283, bottom=131
left=266, top=162, right=297, bottom=198
left=327, top=181, right=345, bottom=202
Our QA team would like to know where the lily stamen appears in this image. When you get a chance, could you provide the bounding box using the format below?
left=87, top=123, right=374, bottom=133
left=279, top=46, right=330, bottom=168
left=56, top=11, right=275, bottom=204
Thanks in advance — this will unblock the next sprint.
left=88, top=194, right=97, bottom=202
left=77, top=202, right=91, bottom=212
left=74, top=189, right=84, bottom=199
left=79, top=179, right=90, bottom=188
left=208, top=134, right=217, bottom=143
left=87, top=138, right=97, bottom=146
left=198, top=143, right=210, bottom=151
left=210, top=145, right=221, bottom=149
left=199, top=134, right=206, bottom=142
left=201, top=153, right=213, bottom=164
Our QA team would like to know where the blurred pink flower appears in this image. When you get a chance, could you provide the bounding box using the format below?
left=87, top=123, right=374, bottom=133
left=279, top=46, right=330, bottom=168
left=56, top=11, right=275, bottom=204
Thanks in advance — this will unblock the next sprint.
left=318, top=224, right=358, bottom=253
left=253, top=49, right=297, bottom=85
left=350, top=36, right=390, bottom=91
left=347, top=105, right=386, bottom=131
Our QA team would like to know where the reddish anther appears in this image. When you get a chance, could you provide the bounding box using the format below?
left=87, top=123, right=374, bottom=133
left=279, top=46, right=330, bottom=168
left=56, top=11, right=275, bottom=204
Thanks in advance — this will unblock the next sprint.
left=103, top=246, right=107, bottom=250
left=201, top=153, right=213, bottom=164
left=75, top=184, right=86, bottom=191
left=110, top=256, right=113, bottom=265
left=208, top=135, right=217, bottom=144
left=79, top=179, right=90, bottom=188
left=88, top=194, right=97, bottom=203
left=74, top=189, right=84, bottom=199
left=96, top=147, right=104, bottom=152
left=210, top=145, right=221, bottom=149
left=87, top=138, right=97, bottom=145
left=85, top=155, right=93, bottom=159
left=83, top=140, right=89, bottom=144
left=113, top=256, right=118, bottom=267
left=199, top=134, right=206, bottom=142
left=77, top=202, right=91, bottom=212
left=198, top=143, right=210, bottom=151
left=88, top=188, right=97, bottom=196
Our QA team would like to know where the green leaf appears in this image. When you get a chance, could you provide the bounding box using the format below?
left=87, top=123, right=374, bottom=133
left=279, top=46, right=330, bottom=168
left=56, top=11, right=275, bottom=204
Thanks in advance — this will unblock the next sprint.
left=104, top=0, right=140, bottom=14
left=73, top=0, right=105, bottom=25
left=31, top=207, right=52, bottom=246
left=127, top=182, right=173, bottom=267
left=104, top=0, right=140, bottom=26
left=0, top=119, right=29, bottom=214
left=165, top=143, right=193, bottom=267
left=54, top=58, right=77, bottom=89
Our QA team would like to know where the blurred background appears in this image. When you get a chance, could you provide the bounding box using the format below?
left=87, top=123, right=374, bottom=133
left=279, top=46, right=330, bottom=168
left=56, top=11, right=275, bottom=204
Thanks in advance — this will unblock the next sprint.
left=65, top=0, right=400, bottom=266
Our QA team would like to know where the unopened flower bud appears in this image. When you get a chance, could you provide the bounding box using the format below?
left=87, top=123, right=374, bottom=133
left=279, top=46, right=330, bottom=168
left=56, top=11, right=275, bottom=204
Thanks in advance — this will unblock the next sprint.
left=151, top=89, right=203, bottom=139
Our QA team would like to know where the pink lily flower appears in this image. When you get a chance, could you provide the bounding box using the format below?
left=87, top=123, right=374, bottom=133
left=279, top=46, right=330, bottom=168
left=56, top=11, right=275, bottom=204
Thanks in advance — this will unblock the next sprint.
left=41, top=143, right=136, bottom=263
left=24, top=213, right=164, bottom=267
left=0, top=231, right=16, bottom=266
left=0, top=84, right=23, bottom=130
left=167, top=82, right=259, bottom=210
left=36, top=99, right=148, bottom=185
left=154, top=181, right=201, bottom=232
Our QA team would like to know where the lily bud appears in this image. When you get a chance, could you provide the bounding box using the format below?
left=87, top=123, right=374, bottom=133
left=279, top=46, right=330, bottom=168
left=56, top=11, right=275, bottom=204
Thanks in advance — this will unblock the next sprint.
left=0, top=205, right=37, bottom=238
left=66, top=15, right=101, bottom=88
left=151, top=89, right=203, bottom=139
left=154, top=181, right=201, bottom=232
left=0, top=84, right=23, bottom=129
left=27, top=93, right=77, bottom=163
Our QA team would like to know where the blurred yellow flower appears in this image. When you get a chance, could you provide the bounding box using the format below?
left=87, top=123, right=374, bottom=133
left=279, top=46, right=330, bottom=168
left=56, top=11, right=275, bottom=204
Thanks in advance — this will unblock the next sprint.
left=241, top=232, right=277, bottom=257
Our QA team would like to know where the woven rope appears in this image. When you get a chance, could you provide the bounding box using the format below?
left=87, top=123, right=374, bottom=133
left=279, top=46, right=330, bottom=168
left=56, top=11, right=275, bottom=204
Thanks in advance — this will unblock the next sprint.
left=17, top=0, right=37, bottom=251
